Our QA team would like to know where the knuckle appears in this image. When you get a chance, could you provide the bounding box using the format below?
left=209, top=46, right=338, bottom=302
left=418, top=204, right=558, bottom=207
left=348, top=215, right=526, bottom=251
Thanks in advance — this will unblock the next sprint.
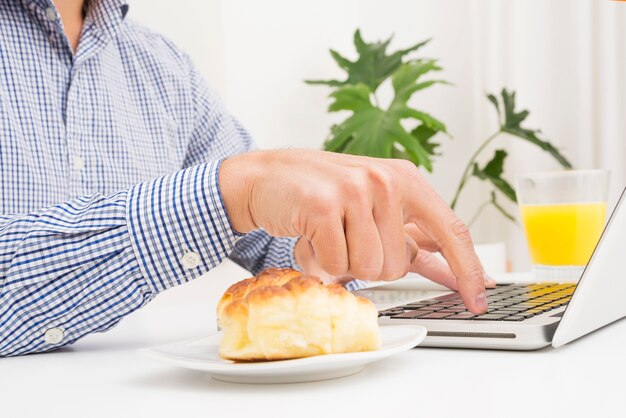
left=336, top=169, right=368, bottom=200
left=463, top=267, right=486, bottom=284
left=305, top=192, right=336, bottom=217
left=414, top=249, right=433, bottom=266
left=367, top=165, right=398, bottom=195
left=352, top=262, right=383, bottom=281
left=321, top=259, right=349, bottom=276
left=342, top=179, right=367, bottom=202
left=395, top=159, right=421, bottom=179
left=379, top=266, right=406, bottom=281
left=448, top=216, right=472, bottom=242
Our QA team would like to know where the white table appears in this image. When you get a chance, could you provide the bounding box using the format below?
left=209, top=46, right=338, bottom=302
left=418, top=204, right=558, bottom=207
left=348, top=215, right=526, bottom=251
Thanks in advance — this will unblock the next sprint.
left=2, top=261, right=622, bottom=418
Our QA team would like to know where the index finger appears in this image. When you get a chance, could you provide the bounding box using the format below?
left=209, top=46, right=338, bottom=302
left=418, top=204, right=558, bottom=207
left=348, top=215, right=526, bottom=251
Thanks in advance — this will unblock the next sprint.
left=393, top=161, right=488, bottom=314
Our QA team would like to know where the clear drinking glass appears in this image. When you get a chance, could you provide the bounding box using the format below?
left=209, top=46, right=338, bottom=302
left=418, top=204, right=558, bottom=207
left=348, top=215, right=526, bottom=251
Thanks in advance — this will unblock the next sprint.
left=516, top=169, right=610, bottom=282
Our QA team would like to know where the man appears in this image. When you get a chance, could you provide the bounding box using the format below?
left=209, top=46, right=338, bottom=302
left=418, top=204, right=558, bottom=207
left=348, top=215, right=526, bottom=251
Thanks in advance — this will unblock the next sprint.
left=0, top=0, right=491, bottom=357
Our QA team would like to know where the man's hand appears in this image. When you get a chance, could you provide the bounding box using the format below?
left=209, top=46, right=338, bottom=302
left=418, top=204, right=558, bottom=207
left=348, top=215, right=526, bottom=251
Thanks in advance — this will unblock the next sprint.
left=219, top=149, right=488, bottom=314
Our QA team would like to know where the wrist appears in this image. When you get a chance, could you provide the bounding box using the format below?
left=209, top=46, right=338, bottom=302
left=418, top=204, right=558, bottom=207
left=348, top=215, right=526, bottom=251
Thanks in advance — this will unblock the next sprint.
left=218, top=154, right=259, bottom=234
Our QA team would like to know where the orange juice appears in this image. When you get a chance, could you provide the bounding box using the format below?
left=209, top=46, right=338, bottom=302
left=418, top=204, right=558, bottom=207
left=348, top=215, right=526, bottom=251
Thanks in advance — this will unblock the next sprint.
left=520, top=202, right=607, bottom=266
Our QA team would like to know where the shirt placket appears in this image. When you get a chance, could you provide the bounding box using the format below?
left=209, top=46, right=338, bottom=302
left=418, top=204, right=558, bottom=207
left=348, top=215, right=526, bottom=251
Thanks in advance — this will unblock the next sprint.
left=65, top=68, right=86, bottom=196
left=28, top=2, right=73, bottom=67
left=64, top=11, right=124, bottom=197
left=26, top=2, right=84, bottom=195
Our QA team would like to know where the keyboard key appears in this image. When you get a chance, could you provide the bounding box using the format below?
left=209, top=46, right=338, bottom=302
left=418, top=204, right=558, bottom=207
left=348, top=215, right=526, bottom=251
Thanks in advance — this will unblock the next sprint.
left=436, top=302, right=459, bottom=307
left=487, top=294, right=511, bottom=300
left=389, top=310, right=427, bottom=319
left=447, top=306, right=469, bottom=312
left=503, top=315, right=526, bottom=321
left=449, top=313, right=476, bottom=319
left=417, top=305, right=443, bottom=311
left=401, top=303, right=432, bottom=309
left=416, top=312, right=455, bottom=319
left=379, top=311, right=402, bottom=316
left=402, top=300, right=438, bottom=308
left=488, top=302, right=514, bottom=308
left=497, top=308, right=528, bottom=313
left=506, top=297, right=531, bottom=302
left=489, top=310, right=516, bottom=316
left=472, top=314, right=508, bottom=320
left=434, top=293, right=461, bottom=302
left=527, top=284, right=552, bottom=291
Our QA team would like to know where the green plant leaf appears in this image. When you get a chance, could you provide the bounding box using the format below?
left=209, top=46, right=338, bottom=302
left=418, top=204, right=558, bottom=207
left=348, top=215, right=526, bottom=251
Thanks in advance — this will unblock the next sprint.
left=305, top=29, right=430, bottom=92
left=323, top=60, right=448, bottom=172
left=489, top=191, right=517, bottom=224
left=471, top=149, right=517, bottom=203
left=491, top=89, right=573, bottom=169
left=327, top=83, right=372, bottom=112
left=487, top=93, right=500, bottom=121
left=410, top=125, right=440, bottom=156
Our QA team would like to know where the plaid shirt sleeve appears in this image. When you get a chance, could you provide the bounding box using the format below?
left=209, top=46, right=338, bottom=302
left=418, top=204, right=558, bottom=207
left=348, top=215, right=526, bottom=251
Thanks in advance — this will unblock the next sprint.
left=0, top=162, right=239, bottom=356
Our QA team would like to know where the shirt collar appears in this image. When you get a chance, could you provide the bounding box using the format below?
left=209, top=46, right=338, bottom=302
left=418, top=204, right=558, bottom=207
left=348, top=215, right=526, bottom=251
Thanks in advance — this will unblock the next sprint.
left=19, top=0, right=129, bottom=34
left=19, top=0, right=51, bottom=11
left=87, top=0, right=129, bottom=40
left=20, top=0, right=130, bottom=63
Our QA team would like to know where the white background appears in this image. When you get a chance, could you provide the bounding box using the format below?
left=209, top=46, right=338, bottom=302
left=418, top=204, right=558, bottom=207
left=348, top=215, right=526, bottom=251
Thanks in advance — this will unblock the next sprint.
left=130, top=0, right=626, bottom=271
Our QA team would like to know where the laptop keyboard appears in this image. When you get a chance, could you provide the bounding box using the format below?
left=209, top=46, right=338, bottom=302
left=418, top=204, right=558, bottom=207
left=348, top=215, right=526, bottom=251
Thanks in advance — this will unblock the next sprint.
left=380, top=283, right=576, bottom=321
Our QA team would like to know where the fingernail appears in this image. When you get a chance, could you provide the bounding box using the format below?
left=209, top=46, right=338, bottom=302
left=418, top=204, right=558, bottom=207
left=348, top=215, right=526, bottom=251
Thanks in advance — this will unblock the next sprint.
left=475, top=292, right=488, bottom=312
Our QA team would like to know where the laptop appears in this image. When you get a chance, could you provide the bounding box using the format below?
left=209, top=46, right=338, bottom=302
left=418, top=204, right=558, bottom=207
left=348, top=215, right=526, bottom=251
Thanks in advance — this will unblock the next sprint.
left=370, top=187, right=626, bottom=350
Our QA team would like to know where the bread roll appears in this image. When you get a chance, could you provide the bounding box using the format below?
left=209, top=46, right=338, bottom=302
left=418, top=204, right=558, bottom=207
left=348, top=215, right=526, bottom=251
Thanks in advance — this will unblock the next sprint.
left=217, top=268, right=381, bottom=361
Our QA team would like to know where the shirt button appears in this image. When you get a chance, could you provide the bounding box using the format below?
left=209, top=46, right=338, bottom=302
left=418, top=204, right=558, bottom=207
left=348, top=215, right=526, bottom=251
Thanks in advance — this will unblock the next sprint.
left=181, top=251, right=201, bottom=269
left=72, top=155, right=85, bottom=171
left=45, top=7, right=57, bottom=21
left=44, top=327, right=64, bottom=344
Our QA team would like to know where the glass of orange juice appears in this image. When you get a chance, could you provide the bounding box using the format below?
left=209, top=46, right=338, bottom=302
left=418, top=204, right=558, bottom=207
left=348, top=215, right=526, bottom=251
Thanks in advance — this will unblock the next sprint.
left=517, top=169, right=610, bottom=282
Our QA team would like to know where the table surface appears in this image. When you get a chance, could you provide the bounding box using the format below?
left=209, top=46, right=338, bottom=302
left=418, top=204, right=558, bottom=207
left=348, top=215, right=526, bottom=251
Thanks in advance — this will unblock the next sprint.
left=2, top=261, right=622, bottom=418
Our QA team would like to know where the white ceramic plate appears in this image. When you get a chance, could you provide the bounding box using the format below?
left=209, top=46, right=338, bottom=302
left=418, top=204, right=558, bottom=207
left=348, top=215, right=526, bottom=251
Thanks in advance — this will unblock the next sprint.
left=139, top=325, right=426, bottom=384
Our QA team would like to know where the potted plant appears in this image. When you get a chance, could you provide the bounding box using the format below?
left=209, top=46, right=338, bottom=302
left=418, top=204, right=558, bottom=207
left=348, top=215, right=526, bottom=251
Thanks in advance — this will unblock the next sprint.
left=306, top=30, right=572, bottom=274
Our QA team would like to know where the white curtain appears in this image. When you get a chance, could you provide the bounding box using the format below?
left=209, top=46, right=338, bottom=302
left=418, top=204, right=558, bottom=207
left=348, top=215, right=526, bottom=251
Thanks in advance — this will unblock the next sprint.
left=468, top=0, right=626, bottom=268
left=130, top=0, right=626, bottom=270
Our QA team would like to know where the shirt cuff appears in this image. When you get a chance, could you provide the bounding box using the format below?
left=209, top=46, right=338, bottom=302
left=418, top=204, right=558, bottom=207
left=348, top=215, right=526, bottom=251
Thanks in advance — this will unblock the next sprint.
left=289, top=237, right=302, bottom=272
left=344, top=279, right=369, bottom=291
left=126, top=161, right=239, bottom=293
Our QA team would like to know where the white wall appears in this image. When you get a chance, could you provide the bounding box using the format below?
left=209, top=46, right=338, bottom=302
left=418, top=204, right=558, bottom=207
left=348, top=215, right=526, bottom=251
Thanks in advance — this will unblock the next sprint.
left=129, top=0, right=626, bottom=271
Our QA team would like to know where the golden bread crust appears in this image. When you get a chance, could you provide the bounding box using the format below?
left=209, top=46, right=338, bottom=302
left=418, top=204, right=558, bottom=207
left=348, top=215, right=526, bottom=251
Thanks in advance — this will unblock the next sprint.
left=217, top=268, right=380, bottom=361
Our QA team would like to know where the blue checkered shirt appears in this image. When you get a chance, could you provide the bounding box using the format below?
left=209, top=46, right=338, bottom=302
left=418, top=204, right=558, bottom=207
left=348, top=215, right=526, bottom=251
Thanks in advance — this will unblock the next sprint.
left=0, top=0, right=299, bottom=356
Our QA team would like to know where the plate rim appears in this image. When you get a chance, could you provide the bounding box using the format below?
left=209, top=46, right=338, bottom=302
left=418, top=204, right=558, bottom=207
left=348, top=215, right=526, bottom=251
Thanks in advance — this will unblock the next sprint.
left=138, top=324, right=427, bottom=373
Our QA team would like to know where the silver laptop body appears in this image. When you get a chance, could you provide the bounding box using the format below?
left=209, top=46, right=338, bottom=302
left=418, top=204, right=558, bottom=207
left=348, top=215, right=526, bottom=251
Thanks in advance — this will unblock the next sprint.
left=371, top=187, right=626, bottom=350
